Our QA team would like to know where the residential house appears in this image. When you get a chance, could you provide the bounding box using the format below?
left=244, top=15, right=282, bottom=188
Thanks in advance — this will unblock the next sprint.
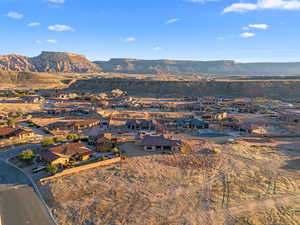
left=91, top=133, right=117, bottom=152
left=41, top=143, right=95, bottom=166
left=0, top=127, right=35, bottom=140
left=21, top=96, right=45, bottom=104
left=198, top=111, right=228, bottom=121
left=47, top=120, right=100, bottom=132
left=126, top=119, right=155, bottom=131
left=141, top=135, right=180, bottom=152
left=176, top=119, right=209, bottom=129
left=108, top=119, right=127, bottom=130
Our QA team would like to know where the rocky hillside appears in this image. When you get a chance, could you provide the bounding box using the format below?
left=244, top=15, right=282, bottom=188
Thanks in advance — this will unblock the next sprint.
left=0, top=52, right=101, bottom=73
left=0, top=55, right=36, bottom=71
left=30, top=51, right=101, bottom=73
left=1, top=51, right=300, bottom=75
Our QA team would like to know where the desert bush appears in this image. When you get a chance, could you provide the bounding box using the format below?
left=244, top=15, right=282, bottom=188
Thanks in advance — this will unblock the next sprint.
left=67, top=133, right=80, bottom=141
left=41, top=137, right=55, bottom=146
left=181, top=141, right=192, bottom=153
left=19, top=149, right=35, bottom=162
left=46, top=164, right=59, bottom=175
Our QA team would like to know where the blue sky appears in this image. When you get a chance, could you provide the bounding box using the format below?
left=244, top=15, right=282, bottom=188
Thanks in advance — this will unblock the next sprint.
left=1, top=0, right=300, bottom=62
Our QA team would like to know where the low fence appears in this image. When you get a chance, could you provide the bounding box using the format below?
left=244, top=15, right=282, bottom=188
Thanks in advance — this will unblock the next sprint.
left=40, top=157, right=122, bottom=182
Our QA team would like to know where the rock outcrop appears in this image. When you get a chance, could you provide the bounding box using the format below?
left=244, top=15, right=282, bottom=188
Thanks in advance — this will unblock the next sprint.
left=0, top=52, right=102, bottom=73
left=0, top=55, right=36, bottom=72
left=30, top=51, right=102, bottom=73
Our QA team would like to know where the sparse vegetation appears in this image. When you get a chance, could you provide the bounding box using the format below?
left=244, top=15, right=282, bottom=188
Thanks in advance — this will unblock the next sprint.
left=40, top=142, right=300, bottom=225
left=46, top=164, right=59, bottom=175
left=19, top=149, right=35, bottom=162
left=41, top=137, right=55, bottom=146
left=66, top=133, right=80, bottom=141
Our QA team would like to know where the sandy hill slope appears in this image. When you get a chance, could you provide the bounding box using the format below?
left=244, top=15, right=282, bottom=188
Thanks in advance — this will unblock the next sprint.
left=40, top=142, right=300, bottom=225
left=0, top=70, right=66, bottom=89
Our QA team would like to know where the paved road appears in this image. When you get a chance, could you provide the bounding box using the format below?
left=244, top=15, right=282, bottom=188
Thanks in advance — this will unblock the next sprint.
left=0, top=159, right=56, bottom=225
left=0, top=144, right=41, bottom=160
left=18, top=122, right=52, bottom=137
left=0, top=185, right=55, bottom=225
left=0, top=160, right=31, bottom=187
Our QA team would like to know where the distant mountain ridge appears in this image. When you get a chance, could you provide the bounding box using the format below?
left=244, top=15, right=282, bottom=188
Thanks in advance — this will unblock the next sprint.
left=1, top=51, right=300, bottom=76
left=0, top=51, right=101, bottom=73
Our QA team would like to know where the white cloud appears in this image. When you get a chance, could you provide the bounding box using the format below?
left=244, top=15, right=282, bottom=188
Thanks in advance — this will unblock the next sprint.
left=34, top=40, right=42, bottom=44
left=224, top=0, right=300, bottom=13
left=28, top=22, right=40, bottom=27
left=153, top=46, right=162, bottom=51
left=249, top=24, right=269, bottom=29
left=242, top=26, right=250, bottom=30
left=47, top=39, right=57, bottom=43
left=48, top=0, right=65, bottom=3
left=48, top=24, right=75, bottom=31
left=124, top=37, right=136, bottom=42
left=165, top=18, right=181, bottom=24
left=240, top=32, right=256, bottom=38
left=6, top=12, right=23, bottom=19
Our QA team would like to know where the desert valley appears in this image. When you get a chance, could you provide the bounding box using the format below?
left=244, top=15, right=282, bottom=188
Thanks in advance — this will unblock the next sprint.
left=0, top=51, right=300, bottom=225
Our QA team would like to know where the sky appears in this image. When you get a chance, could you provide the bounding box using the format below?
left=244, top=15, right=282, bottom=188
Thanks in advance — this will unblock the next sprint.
left=0, top=0, right=300, bottom=62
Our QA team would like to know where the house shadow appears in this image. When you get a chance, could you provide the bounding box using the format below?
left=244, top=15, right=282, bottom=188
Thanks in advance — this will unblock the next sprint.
left=281, top=158, right=300, bottom=170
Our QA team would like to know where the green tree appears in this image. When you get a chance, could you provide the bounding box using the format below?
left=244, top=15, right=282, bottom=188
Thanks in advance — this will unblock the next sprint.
left=46, top=164, right=58, bottom=175
left=100, top=156, right=109, bottom=161
left=66, top=133, right=80, bottom=141
left=19, top=149, right=35, bottom=162
left=41, top=137, right=55, bottom=146
left=111, top=147, right=120, bottom=154
left=53, top=136, right=64, bottom=143
left=7, top=118, right=16, bottom=127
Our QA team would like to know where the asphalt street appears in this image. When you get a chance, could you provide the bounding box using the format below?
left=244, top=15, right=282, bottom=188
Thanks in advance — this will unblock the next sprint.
left=0, top=151, right=55, bottom=225
left=0, top=184, right=55, bottom=225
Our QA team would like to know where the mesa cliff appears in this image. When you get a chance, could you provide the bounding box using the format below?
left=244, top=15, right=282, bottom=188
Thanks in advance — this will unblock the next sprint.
left=1, top=51, right=300, bottom=76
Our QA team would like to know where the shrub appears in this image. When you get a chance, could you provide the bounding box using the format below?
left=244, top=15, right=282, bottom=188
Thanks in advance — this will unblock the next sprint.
left=181, top=142, right=192, bottom=153
left=7, top=118, right=16, bottom=127
left=19, top=149, right=35, bottom=162
left=100, top=156, right=109, bottom=161
left=53, top=136, right=64, bottom=143
left=41, top=137, right=55, bottom=146
left=66, top=133, right=80, bottom=141
left=111, top=147, right=120, bottom=154
left=46, top=164, right=58, bottom=175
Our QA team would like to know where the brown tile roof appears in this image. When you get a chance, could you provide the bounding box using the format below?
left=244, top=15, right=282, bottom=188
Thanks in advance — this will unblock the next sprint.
left=0, top=127, right=18, bottom=136
left=41, top=150, right=61, bottom=162
left=0, top=127, right=34, bottom=138
left=48, top=143, right=95, bottom=158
